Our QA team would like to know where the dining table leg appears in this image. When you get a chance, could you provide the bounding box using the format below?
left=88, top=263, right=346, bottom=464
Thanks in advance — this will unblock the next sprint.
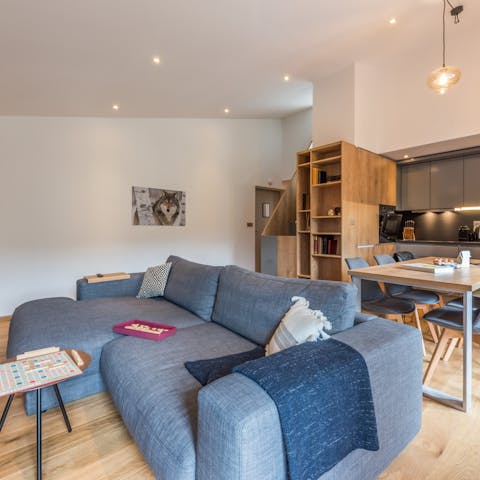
left=463, top=291, right=472, bottom=412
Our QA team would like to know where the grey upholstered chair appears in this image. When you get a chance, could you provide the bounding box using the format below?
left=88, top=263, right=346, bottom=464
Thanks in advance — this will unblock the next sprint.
left=374, top=253, right=442, bottom=345
left=393, top=250, right=416, bottom=262
left=422, top=306, right=480, bottom=384
left=344, top=257, right=425, bottom=345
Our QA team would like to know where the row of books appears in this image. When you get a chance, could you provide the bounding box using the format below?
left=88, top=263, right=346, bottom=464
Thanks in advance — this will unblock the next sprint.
left=313, top=235, right=338, bottom=255
left=312, top=167, right=341, bottom=185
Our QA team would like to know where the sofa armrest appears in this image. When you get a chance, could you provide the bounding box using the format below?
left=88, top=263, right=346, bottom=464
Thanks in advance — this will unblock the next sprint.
left=197, top=318, right=422, bottom=480
left=76, top=273, right=145, bottom=300
left=197, top=373, right=287, bottom=480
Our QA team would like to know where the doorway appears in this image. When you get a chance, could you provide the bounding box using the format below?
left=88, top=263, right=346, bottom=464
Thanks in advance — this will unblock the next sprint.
left=255, top=186, right=282, bottom=272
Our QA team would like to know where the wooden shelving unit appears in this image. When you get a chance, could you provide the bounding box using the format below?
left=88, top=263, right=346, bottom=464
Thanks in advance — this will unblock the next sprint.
left=296, top=141, right=397, bottom=281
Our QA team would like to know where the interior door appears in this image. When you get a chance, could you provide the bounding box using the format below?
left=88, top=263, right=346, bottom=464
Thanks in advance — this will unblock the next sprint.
left=255, top=187, right=282, bottom=272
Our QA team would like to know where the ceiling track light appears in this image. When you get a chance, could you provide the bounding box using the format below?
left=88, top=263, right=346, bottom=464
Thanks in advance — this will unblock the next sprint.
left=427, top=0, right=463, bottom=94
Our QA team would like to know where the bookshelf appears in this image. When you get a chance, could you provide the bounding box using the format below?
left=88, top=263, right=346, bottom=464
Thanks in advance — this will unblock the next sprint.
left=296, top=141, right=397, bottom=281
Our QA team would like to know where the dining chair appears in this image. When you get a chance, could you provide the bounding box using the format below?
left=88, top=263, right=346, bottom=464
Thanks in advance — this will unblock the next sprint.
left=374, top=254, right=442, bottom=343
left=345, top=257, right=424, bottom=354
left=393, top=251, right=416, bottom=262
left=422, top=306, right=480, bottom=384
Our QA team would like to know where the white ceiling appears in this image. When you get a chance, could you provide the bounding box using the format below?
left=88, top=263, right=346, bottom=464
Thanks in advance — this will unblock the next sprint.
left=0, top=0, right=475, bottom=118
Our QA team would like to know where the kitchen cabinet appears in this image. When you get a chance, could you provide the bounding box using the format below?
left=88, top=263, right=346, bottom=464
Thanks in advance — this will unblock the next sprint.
left=401, top=163, right=430, bottom=211
left=463, top=155, right=480, bottom=207
left=430, top=158, right=463, bottom=209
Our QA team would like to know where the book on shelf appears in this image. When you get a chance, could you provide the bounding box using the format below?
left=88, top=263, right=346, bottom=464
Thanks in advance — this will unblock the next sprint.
left=312, top=235, right=338, bottom=255
left=313, top=236, right=317, bottom=254
left=301, top=193, right=310, bottom=210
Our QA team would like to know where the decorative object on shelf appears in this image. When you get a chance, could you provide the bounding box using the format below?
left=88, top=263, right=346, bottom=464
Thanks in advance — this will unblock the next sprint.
left=327, top=208, right=335, bottom=216
left=427, top=0, right=463, bottom=95
left=327, top=174, right=341, bottom=182
left=132, top=186, right=186, bottom=226
left=334, top=207, right=341, bottom=216
left=318, top=170, right=327, bottom=184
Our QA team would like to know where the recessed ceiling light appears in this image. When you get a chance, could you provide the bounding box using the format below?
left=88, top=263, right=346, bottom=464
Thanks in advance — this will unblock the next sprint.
left=389, top=18, right=397, bottom=25
left=112, top=104, right=119, bottom=111
left=283, top=74, right=290, bottom=82
left=224, top=108, right=230, bottom=114
left=152, top=56, right=161, bottom=65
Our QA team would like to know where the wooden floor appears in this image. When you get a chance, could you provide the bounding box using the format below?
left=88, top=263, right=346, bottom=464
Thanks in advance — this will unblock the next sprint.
left=1, top=316, right=480, bottom=480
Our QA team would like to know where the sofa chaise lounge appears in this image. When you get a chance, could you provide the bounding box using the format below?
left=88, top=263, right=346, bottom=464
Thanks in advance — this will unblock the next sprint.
left=7, top=255, right=423, bottom=479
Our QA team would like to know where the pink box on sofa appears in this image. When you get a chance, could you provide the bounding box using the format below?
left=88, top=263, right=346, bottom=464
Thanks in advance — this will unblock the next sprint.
left=113, top=320, right=176, bottom=341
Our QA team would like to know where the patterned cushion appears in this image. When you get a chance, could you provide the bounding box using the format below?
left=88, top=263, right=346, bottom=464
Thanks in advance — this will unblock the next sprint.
left=265, top=296, right=331, bottom=356
left=137, top=263, right=172, bottom=298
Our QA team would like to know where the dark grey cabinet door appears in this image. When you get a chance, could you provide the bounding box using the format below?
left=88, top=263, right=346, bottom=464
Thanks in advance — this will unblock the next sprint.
left=402, top=163, right=430, bottom=210
left=430, top=158, right=463, bottom=209
left=464, top=155, right=480, bottom=207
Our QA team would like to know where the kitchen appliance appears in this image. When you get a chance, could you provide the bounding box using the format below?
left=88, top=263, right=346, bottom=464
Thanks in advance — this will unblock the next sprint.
left=458, top=225, right=473, bottom=241
left=473, top=222, right=480, bottom=241
left=403, top=220, right=415, bottom=240
left=379, top=205, right=403, bottom=243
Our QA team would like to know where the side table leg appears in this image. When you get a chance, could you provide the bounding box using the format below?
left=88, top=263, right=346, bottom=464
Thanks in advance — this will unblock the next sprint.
left=0, top=394, right=15, bottom=432
left=37, top=389, right=42, bottom=480
left=53, top=384, right=72, bottom=432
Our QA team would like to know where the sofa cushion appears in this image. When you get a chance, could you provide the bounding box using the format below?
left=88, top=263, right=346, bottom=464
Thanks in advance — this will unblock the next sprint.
left=212, top=266, right=357, bottom=346
left=265, top=296, right=331, bottom=356
left=136, top=263, right=172, bottom=298
left=100, top=322, right=256, bottom=480
left=164, top=256, right=222, bottom=321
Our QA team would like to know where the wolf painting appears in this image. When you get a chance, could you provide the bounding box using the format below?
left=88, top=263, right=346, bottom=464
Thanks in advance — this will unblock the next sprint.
left=132, top=186, right=186, bottom=226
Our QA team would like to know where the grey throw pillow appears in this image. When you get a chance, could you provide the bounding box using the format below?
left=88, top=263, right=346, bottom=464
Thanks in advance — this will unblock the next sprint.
left=137, top=263, right=172, bottom=298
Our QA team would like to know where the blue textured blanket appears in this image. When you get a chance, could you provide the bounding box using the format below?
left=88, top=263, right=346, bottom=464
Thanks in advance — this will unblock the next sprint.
left=184, top=347, right=265, bottom=386
left=234, top=339, right=379, bottom=480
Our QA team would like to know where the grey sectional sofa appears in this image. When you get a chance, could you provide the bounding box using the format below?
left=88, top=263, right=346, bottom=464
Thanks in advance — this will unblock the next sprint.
left=7, top=255, right=423, bottom=480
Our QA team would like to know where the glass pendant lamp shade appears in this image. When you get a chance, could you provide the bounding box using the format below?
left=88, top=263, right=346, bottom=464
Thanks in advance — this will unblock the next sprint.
left=427, top=0, right=463, bottom=94
left=427, top=65, right=462, bottom=94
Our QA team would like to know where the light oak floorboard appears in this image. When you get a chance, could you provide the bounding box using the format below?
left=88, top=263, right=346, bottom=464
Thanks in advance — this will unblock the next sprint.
left=2, top=315, right=480, bottom=479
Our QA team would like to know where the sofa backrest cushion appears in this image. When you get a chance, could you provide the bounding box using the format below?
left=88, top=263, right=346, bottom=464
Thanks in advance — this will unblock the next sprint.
left=212, top=266, right=357, bottom=346
left=164, top=256, right=222, bottom=321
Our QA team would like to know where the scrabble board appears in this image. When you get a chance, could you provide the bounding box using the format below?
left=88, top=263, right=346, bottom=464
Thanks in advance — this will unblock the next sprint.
left=0, top=351, right=83, bottom=396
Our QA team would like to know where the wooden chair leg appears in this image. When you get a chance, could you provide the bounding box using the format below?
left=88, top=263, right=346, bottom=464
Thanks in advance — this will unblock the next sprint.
left=442, top=337, right=460, bottom=362
left=423, top=329, right=452, bottom=385
left=458, top=337, right=464, bottom=348
left=426, top=321, right=439, bottom=343
left=413, top=309, right=426, bottom=356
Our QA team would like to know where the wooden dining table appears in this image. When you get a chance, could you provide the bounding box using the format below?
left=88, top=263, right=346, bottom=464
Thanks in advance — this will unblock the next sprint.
left=348, top=256, right=480, bottom=412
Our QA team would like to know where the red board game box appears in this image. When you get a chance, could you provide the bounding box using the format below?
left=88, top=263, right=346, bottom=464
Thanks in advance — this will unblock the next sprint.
left=113, top=320, right=176, bottom=341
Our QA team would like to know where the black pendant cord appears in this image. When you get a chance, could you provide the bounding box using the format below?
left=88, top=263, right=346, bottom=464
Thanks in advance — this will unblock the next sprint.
left=442, top=0, right=446, bottom=68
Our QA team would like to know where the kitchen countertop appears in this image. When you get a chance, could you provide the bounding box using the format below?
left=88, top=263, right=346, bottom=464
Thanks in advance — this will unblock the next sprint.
left=397, top=240, right=480, bottom=245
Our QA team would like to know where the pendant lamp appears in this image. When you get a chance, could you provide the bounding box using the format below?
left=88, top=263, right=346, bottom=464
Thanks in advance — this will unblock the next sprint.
left=427, top=0, right=463, bottom=94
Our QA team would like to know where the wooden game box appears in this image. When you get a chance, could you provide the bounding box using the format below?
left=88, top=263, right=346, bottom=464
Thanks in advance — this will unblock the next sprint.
left=113, top=320, right=176, bottom=341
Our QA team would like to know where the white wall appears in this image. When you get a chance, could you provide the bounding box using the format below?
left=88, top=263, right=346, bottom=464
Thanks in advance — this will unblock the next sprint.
left=362, top=28, right=480, bottom=154
left=0, top=116, right=284, bottom=314
left=281, top=108, right=312, bottom=175
left=312, top=65, right=355, bottom=147
left=311, top=24, right=480, bottom=155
